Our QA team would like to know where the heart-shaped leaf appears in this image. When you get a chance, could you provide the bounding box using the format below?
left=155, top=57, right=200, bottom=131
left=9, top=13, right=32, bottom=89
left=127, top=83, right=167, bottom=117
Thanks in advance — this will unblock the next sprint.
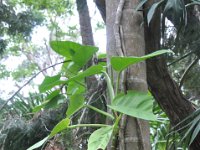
left=50, top=41, right=98, bottom=67
left=108, top=91, right=157, bottom=121
left=39, top=74, right=66, bottom=93
left=88, top=126, right=113, bottom=150
left=66, top=94, right=85, bottom=117
left=49, top=118, right=70, bottom=138
left=111, top=49, right=172, bottom=72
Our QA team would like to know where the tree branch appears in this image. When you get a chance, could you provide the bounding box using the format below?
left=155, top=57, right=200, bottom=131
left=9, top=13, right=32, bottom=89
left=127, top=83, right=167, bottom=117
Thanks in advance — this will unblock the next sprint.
left=179, top=57, right=199, bottom=88
left=0, top=60, right=70, bottom=112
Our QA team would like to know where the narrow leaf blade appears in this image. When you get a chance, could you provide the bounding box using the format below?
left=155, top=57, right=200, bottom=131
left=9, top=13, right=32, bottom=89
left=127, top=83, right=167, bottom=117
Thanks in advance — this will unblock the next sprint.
left=27, top=136, right=48, bottom=150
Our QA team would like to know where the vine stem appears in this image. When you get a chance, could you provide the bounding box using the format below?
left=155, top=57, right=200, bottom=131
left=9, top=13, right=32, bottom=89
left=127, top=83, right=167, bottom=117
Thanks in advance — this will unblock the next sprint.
left=86, top=104, right=115, bottom=120
left=179, top=57, right=199, bottom=88
left=68, top=124, right=110, bottom=129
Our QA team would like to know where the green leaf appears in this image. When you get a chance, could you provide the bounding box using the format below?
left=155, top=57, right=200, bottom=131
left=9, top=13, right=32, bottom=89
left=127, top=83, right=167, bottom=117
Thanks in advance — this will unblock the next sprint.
left=49, top=118, right=70, bottom=138
left=68, top=65, right=103, bottom=82
left=164, top=0, right=184, bottom=15
left=147, top=0, right=164, bottom=25
left=27, top=136, right=48, bottom=150
left=108, top=91, right=157, bottom=121
left=64, top=61, right=81, bottom=77
left=44, top=95, right=65, bottom=109
left=66, top=94, right=85, bottom=117
left=135, top=0, right=148, bottom=11
left=46, top=90, right=60, bottom=100
left=32, top=91, right=62, bottom=112
left=181, top=115, right=200, bottom=143
left=88, top=126, right=113, bottom=150
left=32, top=102, right=47, bottom=113
left=50, top=41, right=98, bottom=67
left=67, top=81, right=85, bottom=96
left=111, top=49, right=172, bottom=72
left=39, top=74, right=65, bottom=93
left=189, top=120, right=200, bottom=145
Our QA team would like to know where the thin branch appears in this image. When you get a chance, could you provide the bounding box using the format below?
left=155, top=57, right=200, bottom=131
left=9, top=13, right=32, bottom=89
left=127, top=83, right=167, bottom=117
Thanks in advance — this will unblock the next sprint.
left=167, top=51, right=194, bottom=66
left=74, top=90, right=99, bottom=135
left=179, top=57, right=199, bottom=88
left=0, top=60, right=70, bottom=112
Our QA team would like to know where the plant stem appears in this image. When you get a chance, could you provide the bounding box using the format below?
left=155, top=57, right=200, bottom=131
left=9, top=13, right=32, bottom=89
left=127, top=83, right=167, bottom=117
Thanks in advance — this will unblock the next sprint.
left=68, top=124, right=110, bottom=129
left=86, top=104, right=115, bottom=120
left=102, top=71, right=115, bottom=101
left=115, top=71, right=121, bottom=95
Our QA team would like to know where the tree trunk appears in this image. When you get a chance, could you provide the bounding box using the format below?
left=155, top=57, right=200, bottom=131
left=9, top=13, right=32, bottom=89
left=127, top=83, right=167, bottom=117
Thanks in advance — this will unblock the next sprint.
left=76, top=0, right=94, bottom=46
left=143, top=1, right=200, bottom=149
left=106, top=0, right=150, bottom=149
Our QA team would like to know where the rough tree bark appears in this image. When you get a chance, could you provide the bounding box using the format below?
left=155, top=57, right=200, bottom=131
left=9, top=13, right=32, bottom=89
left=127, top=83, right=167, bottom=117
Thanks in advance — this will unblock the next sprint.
left=143, top=1, right=200, bottom=149
left=106, top=0, right=150, bottom=149
left=76, top=0, right=94, bottom=46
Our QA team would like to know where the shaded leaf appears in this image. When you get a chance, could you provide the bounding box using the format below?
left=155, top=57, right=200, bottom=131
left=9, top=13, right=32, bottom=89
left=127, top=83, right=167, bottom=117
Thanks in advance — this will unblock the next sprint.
left=135, top=0, right=148, bottom=11
left=49, top=118, right=70, bottom=138
left=67, top=80, right=85, bottom=96
left=190, top=120, right=200, bottom=145
left=108, top=91, right=157, bottom=121
left=147, top=0, right=164, bottom=25
left=88, top=126, right=113, bottom=150
left=27, top=136, right=48, bottom=150
left=111, top=49, right=172, bottom=72
left=66, top=94, right=85, bottom=117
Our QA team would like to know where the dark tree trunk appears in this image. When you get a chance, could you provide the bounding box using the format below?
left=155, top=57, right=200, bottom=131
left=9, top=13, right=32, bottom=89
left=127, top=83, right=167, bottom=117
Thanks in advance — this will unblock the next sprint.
left=76, top=0, right=94, bottom=46
left=143, top=1, right=200, bottom=149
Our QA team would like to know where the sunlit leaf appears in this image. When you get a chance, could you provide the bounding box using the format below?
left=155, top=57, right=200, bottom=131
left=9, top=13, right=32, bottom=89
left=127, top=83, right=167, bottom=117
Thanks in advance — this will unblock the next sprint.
left=67, top=81, right=85, bottom=96
left=108, top=91, right=157, bottom=121
left=68, top=65, right=103, bottom=82
left=39, top=74, right=65, bottom=93
left=50, top=41, right=98, bottom=67
left=66, top=94, right=85, bottom=117
left=88, top=126, right=113, bottom=150
left=111, top=49, right=173, bottom=72
left=49, top=118, right=70, bottom=138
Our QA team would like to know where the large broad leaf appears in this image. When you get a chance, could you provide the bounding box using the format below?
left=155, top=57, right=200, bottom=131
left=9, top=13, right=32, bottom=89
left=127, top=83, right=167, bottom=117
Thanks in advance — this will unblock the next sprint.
left=68, top=65, right=103, bottom=82
left=49, top=118, right=70, bottom=138
left=50, top=41, right=98, bottom=67
left=39, top=74, right=66, bottom=93
left=63, top=61, right=81, bottom=78
left=88, top=126, right=113, bottom=150
left=147, top=0, right=164, bottom=25
left=44, top=95, right=65, bottom=109
left=108, top=91, right=157, bottom=121
left=67, top=80, right=85, bottom=96
left=27, top=136, right=48, bottom=150
left=66, top=94, right=85, bottom=117
left=111, top=49, right=172, bottom=72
